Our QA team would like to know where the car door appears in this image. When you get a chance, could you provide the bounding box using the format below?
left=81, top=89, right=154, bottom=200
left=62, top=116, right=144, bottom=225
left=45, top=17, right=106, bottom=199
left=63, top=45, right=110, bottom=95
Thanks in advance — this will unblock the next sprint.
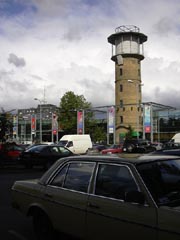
left=34, top=146, right=50, bottom=165
left=152, top=160, right=180, bottom=240
left=86, top=163, right=157, bottom=240
left=42, top=160, right=96, bottom=239
left=157, top=207, right=180, bottom=240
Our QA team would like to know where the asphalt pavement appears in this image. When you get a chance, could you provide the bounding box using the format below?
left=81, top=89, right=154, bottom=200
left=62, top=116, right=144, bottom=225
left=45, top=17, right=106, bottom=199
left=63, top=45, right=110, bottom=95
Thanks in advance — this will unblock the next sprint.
left=0, top=166, right=44, bottom=240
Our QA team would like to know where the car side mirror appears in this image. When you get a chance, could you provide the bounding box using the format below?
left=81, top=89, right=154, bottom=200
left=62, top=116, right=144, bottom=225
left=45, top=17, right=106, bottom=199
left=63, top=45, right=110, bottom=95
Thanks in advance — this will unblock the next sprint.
left=125, top=191, right=145, bottom=205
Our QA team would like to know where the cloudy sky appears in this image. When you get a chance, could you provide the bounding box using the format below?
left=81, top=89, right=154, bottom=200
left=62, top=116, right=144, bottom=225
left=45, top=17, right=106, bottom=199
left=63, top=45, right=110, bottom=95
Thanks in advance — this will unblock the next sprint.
left=1, top=0, right=180, bottom=111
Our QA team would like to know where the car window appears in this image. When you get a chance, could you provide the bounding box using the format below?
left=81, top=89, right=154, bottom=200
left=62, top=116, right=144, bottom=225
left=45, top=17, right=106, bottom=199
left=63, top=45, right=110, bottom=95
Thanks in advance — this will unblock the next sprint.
left=40, top=146, right=50, bottom=153
left=58, top=146, right=71, bottom=153
left=58, top=140, right=68, bottom=146
left=137, top=159, right=180, bottom=206
left=27, top=145, right=47, bottom=153
left=95, top=164, right=138, bottom=200
left=13, top=146, right=23, bottom=151
left=67, top=141, right=73, bottom=148
left=50, top=164, right=69, bottom=187
left=50, top=162, right=95, bottom=193
left=50, top=146, right=59, bottom=153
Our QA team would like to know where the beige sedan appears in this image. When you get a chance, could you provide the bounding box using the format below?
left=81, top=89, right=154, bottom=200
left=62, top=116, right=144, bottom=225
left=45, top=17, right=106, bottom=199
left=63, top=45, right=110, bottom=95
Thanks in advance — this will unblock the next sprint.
left=12, top=155, right=180, bottom=240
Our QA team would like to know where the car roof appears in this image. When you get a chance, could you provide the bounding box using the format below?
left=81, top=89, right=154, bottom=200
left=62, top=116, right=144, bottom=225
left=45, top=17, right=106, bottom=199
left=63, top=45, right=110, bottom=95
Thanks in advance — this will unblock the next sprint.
left=57, top=154, right=180, bottom=166
left=39, top=154, right=180, bottom=185
left=29, top=144, right=66, bottom=148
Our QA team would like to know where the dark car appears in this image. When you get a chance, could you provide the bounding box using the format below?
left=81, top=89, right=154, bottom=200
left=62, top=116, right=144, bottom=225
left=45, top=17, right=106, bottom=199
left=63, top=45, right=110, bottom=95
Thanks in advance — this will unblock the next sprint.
left=123, top=139, right=156, bottom=153
left=162, top=141, right=180, bottom=150
left=151, top=148, right=180, bottom=156
left=18, top=144, right=75, bottom=169
left=87, top=144, right=108, bottom=155
left=0, top=142, right=26, bottom=165
left=12, top=154, right=180, bottom=240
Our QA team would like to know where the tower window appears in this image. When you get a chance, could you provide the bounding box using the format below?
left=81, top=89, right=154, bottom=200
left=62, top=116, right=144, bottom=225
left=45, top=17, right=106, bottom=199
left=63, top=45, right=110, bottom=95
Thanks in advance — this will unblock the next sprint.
left=120, top=116, right=123, bottom=123
left=138, top=69, right=140, bottom=76
left=120, top=84, right=123, bottom=92
left=120, top=100, right=123, bottom=108
left=120, top=68, right=123, bottom=76
left=131, top=107, right=133, bottom=111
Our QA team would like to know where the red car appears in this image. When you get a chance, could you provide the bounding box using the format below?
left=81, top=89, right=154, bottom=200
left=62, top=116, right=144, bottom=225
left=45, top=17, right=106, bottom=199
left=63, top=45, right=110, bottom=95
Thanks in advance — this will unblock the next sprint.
left=0, top=142, right=26, bottom=165
left=101, top=144, right=123, bottom=154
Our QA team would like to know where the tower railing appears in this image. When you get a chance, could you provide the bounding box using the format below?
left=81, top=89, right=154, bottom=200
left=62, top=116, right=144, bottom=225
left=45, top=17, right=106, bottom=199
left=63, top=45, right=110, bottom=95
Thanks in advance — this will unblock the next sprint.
left=115, top=25, right=140, bottom=33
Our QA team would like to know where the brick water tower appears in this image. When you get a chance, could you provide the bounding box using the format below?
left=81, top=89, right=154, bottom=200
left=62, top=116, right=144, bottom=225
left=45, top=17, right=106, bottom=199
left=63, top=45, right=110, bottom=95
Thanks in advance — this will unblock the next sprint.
left=108, top=25, right=147, bottom=143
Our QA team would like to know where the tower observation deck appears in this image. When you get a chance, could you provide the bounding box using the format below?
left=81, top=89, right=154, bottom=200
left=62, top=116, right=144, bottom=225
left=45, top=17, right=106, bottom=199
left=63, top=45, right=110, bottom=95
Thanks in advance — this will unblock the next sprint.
left=108, top=25, right=147, bottom=62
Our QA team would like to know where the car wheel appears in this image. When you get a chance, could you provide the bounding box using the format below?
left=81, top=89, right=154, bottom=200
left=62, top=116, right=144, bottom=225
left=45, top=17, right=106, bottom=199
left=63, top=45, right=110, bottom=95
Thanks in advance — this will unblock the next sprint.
left=127, top=144, right=134, bottom=153
left=33, top=210, right=55, bottom=240
left=138, top=148, right=146, bottom=153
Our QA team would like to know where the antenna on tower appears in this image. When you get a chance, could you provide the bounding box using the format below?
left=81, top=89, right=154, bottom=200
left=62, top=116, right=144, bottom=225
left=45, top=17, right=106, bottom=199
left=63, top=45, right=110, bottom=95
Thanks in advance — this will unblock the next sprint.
left=43, top=84, right=47, bottom=104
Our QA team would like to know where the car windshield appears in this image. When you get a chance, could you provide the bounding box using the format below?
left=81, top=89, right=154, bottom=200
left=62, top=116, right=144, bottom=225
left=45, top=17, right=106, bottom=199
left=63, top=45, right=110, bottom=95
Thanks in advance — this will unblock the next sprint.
left=26, top=145, right=47, bottom=153
left=137, top=159, right=180, bottom=207
left=57, top=146, right=71, bottom=154
left=109, top=145, right=118, bottom=149
left=58, top=140, right=68, bottom=146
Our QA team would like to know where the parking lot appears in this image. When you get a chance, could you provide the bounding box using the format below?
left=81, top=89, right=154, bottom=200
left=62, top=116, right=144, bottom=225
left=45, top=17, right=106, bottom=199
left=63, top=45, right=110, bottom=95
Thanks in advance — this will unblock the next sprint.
left=0, top=166, right=44, bottom=240
left=0, top=153, right=141, bottom=240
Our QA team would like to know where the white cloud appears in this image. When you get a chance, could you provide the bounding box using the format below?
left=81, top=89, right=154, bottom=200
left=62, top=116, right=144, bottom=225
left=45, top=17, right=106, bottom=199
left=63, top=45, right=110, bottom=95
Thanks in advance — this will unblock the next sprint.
left=0, top=0, right=180, bottom=110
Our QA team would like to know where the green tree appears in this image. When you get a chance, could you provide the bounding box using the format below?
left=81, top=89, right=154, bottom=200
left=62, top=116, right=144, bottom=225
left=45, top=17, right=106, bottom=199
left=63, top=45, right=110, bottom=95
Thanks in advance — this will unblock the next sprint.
left=125, top=125, right=135, bottom=139
left=0, top=112, right=13, bottom=142
left=59, top=91, right=92, bottom=134
left=91, top=125, right=107, bottom=143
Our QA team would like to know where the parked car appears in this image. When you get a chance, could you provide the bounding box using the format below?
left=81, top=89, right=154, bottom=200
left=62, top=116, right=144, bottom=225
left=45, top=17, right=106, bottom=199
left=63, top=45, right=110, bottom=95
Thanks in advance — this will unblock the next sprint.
left=58, top=134, right=92, bottom=154
left=162, top=141, right=180, bottom=150
left=0, top=142, right=26, bottom=165
left=101, top=144, right=123, bottom=154
left=87, top=144, right=108, bottom=155
left=151, top=142, right=163, bottom=150
left=12, top=154, right=180, bottom=240
left=18, top=144, right=75, bottom=169
left=151, top=148, right=180, bottom=156
left=123, top=139, right=156, bottom=153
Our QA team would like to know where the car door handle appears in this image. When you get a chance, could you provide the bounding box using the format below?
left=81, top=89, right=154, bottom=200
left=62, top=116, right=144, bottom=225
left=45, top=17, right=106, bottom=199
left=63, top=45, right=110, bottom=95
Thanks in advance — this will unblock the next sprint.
left=88, top=202, right=100, bottom=209
left=44, top=193, right=53, bottom=198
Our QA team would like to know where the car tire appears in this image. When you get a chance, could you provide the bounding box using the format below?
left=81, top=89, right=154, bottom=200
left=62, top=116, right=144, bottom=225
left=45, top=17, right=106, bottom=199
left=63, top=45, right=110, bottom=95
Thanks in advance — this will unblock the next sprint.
left=33, top=210, right=55, bottom=240
left=127, top=144, right=134, bottom=153
left=138, top=148, right=146, bottom=153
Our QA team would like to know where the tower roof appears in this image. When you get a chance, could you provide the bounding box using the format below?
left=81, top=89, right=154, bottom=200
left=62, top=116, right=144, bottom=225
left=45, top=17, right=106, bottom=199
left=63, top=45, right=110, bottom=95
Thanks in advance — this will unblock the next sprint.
left=108, top=25, right=147, bottom=45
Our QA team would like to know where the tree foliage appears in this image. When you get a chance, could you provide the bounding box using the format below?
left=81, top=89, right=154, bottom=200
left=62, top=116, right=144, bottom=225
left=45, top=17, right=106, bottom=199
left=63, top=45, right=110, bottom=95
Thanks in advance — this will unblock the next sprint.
left=91, top=126, right=107, bottom=143
left=58, top=91, right=92, bottom=133
left=0, top=112, right=13, bottom=142
left=125, top=125, right=135, bottom=139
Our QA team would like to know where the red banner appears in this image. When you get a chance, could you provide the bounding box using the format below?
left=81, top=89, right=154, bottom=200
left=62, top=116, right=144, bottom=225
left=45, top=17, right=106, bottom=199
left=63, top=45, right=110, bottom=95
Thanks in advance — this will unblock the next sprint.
left=31, top=114, right=36, bottom=132
left=77, top=111, right=84, bottom=134
left=52, top=113, right=58, bottom=135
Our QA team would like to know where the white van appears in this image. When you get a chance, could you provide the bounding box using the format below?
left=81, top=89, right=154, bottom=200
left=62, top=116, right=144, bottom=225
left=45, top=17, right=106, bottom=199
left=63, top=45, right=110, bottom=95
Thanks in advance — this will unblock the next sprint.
left=171, top=133, right=180, bottom=143
left=58, top=134, right=92, bottom=154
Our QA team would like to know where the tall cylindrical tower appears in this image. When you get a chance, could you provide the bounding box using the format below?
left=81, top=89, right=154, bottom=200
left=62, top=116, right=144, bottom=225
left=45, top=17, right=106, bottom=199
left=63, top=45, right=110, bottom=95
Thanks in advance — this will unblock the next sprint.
left=108, top=25, right=147, bottom=143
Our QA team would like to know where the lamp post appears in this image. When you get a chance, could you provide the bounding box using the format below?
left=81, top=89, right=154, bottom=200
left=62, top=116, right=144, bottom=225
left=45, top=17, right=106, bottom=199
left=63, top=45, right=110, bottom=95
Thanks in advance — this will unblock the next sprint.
left=34, top=98, right=42, bottom=143
left=128, top=80, right=144, bottom=139
left=23, top=116, right=28, bottom=143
